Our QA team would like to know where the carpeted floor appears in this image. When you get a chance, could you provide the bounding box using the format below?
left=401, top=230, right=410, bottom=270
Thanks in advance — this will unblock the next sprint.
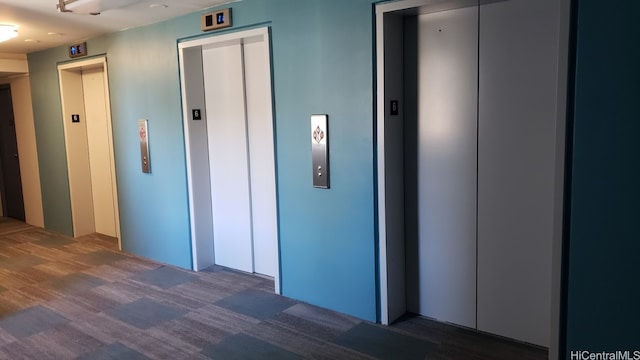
left=0, top=217, right=547, bottom=359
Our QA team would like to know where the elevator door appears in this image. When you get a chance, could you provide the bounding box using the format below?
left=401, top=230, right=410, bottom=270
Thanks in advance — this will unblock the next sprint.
left=383, top=0, right=559, bottom=347
left=405, top=7, right=479, bottom=328
left=202, top=36, right=277, bottom=277
left=82, top=68, right=117, bottom=237
left=58, top=58, right=120, bottom=241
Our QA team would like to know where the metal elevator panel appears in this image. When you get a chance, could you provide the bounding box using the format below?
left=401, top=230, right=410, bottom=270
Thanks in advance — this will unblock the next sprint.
left=311, top=114, right=329, bottom=189
left=138, top=119, right=151, bottom=173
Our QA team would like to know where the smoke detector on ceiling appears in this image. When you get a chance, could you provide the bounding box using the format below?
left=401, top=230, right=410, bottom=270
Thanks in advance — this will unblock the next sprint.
left=57, top=0, right=143, bottom=15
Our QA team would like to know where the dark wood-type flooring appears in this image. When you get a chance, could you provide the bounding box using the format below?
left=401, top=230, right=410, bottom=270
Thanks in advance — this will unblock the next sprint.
left=0, top=217, right=547, bottom=359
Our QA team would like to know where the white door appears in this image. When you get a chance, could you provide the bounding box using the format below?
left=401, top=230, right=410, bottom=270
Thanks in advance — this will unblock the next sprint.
left=406, top=6, right=479, bottom=328
left=202, top=35, right=277, bottom=277
left=476, top=0, right=558, bottom=346
left=203, top=40, right=254, bottom=273
left=82, top=68, right=117, bottom=238
left=243, top=36, right=278, bottom=276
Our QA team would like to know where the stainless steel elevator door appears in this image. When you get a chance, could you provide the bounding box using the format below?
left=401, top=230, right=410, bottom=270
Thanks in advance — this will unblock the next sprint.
left=404, top=6, right=478, bottom=329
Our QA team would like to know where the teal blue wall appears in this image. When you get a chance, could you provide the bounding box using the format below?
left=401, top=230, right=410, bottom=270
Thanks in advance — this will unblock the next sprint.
left=565, top=0, right=640, bottom=353
left=28, top=0, right=378, bottom=321
left=29, top=46, right=75, bottom=235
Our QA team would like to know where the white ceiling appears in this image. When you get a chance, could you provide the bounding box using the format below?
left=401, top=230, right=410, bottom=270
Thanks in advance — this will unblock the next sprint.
left=0, top=0, right=238, bottom=55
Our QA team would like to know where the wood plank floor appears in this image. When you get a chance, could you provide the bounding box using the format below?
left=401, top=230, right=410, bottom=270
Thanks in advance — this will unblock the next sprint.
left=0, top=218, right=548, bottom=359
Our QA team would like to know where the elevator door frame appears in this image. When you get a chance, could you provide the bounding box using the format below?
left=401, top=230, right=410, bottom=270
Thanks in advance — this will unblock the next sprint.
left=178, top=27, right=280, bottom=293
left=57, top=57, right=121, bottom=245
left=375, top=0, right=570, bottom=356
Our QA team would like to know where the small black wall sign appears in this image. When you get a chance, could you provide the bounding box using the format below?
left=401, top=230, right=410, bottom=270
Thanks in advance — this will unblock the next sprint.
left=390, top=100, right=399, bottom=116
left=192, top=109, right=202, bottom=120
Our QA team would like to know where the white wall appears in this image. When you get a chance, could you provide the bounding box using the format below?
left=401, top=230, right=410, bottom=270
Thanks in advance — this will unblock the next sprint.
left=10, top=75, right=44, bottom=227
left=0, top=54, right=28, bottom=75
left=0, top=73, right=44, bottom=227
left=82, top=68, right=117, bottom=237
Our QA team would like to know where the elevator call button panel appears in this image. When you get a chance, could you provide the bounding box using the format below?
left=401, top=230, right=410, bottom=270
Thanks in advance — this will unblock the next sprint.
left=138, top=119, right=151, bottom=174
left=311, top=114, right=329, bottom=189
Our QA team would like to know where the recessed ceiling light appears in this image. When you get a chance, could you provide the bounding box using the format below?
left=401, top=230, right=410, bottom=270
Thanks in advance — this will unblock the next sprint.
left=25, top=39, right=41, bottom=43
left=0, top=24, right=18, bottom=43
left=48, top=32, right=64, bottom=36
left=149, top=4, right=168, bottom=9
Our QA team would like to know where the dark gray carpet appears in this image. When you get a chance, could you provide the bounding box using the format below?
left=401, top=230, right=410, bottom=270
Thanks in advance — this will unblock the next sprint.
left=76, top=342, right=148, bottom=360
left=215, top=289, right=298, bottom=320
left=0, top=306, right=69, bottom=338
left=201, top=333, right=303, bottom=360
left=0, top=218, right=548, bottom=359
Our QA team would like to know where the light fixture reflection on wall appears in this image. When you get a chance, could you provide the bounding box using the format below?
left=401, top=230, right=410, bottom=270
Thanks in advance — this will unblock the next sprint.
left=0, top=25, right=18, bottom=43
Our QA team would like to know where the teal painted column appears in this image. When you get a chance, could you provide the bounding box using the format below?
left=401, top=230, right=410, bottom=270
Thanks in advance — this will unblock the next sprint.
left=565, top=0, right=640, bottom=354
left=28, top=47, right=75, bottom=236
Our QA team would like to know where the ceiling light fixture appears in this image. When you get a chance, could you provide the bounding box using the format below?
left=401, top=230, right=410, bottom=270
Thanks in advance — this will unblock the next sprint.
left=57, top=0, right=143, bottom=15
left=57, top=0, right=71, bottom=12
left=0, top=24, right=18, bottom=43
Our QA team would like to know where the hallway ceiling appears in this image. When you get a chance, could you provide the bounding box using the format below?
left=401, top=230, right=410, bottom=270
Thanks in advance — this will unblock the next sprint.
left=0, top=0, right=239, bottom=55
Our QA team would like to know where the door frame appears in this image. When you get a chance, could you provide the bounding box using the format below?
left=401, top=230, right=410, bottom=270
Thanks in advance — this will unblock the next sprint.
left=57, top=56, right=121, bottom=245
left=0, top=84, right=25, bottom=220
left=178, top=27, right=281, bottom=293
left=375, top=0, right=570, bottom=356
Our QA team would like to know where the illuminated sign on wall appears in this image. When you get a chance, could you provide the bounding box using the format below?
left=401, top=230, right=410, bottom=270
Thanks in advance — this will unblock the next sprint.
left=68, top=42, right=87, bottom=58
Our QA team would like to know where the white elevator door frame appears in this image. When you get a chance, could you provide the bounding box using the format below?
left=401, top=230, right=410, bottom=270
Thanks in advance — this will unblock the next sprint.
left=376, top=0, right=569, bottom=351
left=180, top=28, right=279, bottom=286
left=58, top=57, right=121, bottom=244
